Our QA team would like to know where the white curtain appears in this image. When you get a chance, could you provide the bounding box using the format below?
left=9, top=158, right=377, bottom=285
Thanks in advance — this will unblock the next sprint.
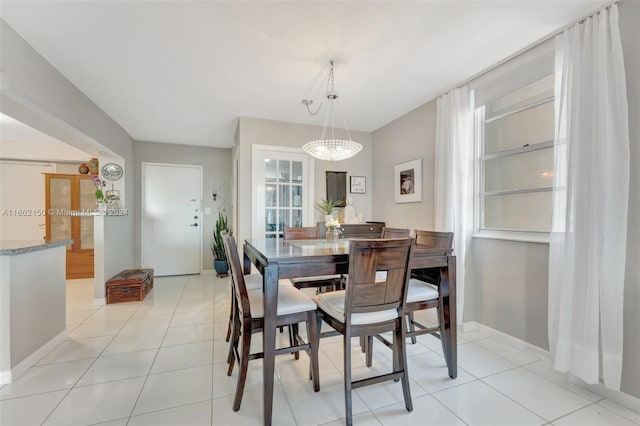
left=548, top=4, right=629, bottom=391
left=434, top=86, right=474, bottom=325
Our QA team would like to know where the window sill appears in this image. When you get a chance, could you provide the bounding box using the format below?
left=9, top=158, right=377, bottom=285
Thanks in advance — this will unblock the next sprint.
left=473, top=230, right=549, bottom=244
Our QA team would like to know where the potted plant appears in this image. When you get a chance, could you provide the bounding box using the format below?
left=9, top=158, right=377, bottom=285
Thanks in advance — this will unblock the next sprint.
left=211, top=210, right=230, bottom=277
left=315, top=197, right=345, bottom=222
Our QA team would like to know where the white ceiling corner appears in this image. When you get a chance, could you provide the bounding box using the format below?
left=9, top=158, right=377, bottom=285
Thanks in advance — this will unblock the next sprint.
left=0, top=1, right=609, bottom=149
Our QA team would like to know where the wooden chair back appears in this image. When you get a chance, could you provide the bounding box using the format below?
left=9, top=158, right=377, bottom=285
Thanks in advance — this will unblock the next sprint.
left=381, top=227, right=410, bottom=238
left=414, top=230, right=454, bottom=248
left=345, top=238, right=414, bottom=319
left=283, top=226, right=320, bottom=240
left=222, top=232, right=252, bottom=320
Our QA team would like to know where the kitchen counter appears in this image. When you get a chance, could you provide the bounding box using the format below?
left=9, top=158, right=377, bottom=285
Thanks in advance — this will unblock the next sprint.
left=0, top=239, right=72, bottom=256
left=0, top=239, right=72, bottom=383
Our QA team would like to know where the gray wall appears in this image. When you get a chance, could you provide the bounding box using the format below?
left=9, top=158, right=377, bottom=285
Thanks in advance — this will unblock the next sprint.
left=0, top=19, right=136, bottom=284
left=619, top=0, right=640, bottom=399
left=371, top=100, right=437, bottom=231
left=235, top=117, right=372, bottom=245
left=133, top=141, right=233, bottom=270
left=370, top=0, right=640, bottom=398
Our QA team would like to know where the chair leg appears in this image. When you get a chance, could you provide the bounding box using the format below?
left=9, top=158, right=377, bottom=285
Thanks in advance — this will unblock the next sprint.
left=359, top=336, right=366, bottom=353
left=225, top=291, right=234, bottom=342
left=232, top=322, right=252, bottom=411
left=343, top=331, right=353, bottom=426
left=365, top=336, right=373, bottom=367
left=395, top=318, right=413, bottom=412
left=289, top=323, right=300, bottom=360
left=407, top=312, right=417, bottom=344
left=227, top=309, right=240, bottom=369
left=307, top=311, right=320, bottom=392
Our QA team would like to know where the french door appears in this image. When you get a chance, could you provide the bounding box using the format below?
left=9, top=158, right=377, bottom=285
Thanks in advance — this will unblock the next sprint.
left=252, top=145, right=314, bottom=239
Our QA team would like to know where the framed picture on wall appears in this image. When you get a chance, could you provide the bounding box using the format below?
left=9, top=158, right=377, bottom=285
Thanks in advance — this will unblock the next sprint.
left=394, top=158, right=422, bottom=203
left=350, top=176, right=366, bottom=194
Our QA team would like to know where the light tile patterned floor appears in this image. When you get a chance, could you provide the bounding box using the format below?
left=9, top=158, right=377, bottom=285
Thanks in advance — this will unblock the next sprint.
left=1, top=275, right=638, bottom=426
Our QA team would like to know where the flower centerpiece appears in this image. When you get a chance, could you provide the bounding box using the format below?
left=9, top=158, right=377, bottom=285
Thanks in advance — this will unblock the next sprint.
left=325, top=217, right=341, bottom=243
left=91, top=175, right=117, bottom=209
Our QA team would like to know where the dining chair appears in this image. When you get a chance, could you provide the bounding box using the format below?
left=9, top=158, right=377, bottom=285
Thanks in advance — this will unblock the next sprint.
left=360, top=227, right=410, bottom=351
left=222, top=233, right=320, bottom=411
left=366, top=230, right=455, bottom=376
left=380, top=227, right=410, bottom=239
left=312, top=238, right=415, bottom=426
left=283, top=226, right=343, bottom=292
left=407, top=230, right=454, bottom=342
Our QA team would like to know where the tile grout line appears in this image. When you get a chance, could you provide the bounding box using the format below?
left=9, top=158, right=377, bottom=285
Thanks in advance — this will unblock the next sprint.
left=125, top=276, right=190, bottom=425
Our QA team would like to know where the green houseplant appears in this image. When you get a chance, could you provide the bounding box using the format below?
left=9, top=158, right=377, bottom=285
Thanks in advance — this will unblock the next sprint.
left=211, top=210, right=230, bottom=277
left=315, top=197, right=345, bottom=220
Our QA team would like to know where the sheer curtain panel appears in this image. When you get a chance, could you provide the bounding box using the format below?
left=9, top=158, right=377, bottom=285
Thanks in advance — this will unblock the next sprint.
left=548, top=4, right=629, bottom=391
left=434, top=86, right=474, bottom=325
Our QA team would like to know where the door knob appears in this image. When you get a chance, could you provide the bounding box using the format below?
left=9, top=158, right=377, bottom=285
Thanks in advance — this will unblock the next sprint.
left=190, top=223, right=198, bottom=227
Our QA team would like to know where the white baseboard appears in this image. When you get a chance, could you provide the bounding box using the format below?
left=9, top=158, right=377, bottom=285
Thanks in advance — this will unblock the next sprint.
left=93, top=297, right=106, bottom=306
left=463, top=321, right=640, bottom=414
left=463, top=321, right=551, bottom=361
left=0, top=329, right=68, bottom=384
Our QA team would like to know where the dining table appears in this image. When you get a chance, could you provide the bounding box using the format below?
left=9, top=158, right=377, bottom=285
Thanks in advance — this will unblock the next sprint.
left=243, top=237, right=456, bottom=426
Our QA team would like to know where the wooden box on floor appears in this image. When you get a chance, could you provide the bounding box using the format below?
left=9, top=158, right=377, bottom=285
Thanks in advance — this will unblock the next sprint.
left=106, top=268, right=154, bottom=304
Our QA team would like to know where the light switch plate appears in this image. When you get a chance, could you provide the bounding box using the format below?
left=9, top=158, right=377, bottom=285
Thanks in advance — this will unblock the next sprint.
left=205, top=207, right=211, bottom=215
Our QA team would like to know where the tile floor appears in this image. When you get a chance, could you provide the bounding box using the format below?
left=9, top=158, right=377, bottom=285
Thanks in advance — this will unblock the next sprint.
left=1, top=274, right=638, bottom=426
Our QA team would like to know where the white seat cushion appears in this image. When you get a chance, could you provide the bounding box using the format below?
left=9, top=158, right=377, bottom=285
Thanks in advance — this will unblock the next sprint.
left=313, top=290, right=398, bottom=325
left=244, top=273, right=264, bottom=290
left=247, top=285, right=316, bottom=318
left=407, top=279, right=439, bottom=303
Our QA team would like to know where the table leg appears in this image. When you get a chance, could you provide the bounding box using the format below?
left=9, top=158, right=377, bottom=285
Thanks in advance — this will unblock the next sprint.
left=440, top=256, right=457, bottom=379
left=262, top=265, right=278, bottom=426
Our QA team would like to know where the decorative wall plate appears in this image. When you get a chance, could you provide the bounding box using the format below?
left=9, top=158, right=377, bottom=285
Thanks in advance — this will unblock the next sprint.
left=101, top=163, right=123, bottom=181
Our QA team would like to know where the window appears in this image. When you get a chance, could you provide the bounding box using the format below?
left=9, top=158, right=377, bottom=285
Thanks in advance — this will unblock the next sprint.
left=476, top=75, right=554, bottom=236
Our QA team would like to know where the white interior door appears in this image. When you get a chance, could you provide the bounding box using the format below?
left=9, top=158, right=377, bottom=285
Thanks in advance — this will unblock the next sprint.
left=142, top=163, right=202, bottom=276
left=0, top=161, right=55, bottom=240
left=252, top=146, right=314, bottom=239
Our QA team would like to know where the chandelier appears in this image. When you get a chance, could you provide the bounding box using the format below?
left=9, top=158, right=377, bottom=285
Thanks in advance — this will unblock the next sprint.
left=302, top=60, right=362, bottom=161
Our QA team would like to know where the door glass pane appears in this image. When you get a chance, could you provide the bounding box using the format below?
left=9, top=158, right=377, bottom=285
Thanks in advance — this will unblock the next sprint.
left=292, top=161, right=303, bottom=183
left=292, top=209, right=302, bottom=227
left=265, top=185, right=276, bottom=207
left=49, top=178, right=72, bottom=249
left=278, top=185, right=290, bottom=207
left=292, top=185, right=302, bottom=207
left=278, top=160, right=290, bottom=182
left=278, top=210, right=289, bottom=232
left=265, top=159, right=277, bottom=182
left=79, top=178, right=95, bottom=250
left=265, top=209, right=277, bottom=233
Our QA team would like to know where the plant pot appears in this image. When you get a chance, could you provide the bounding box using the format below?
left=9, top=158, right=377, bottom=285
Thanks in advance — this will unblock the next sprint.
left=213, top=259, right=229, bottom=277
left=324, top=214, right=333, bottom=223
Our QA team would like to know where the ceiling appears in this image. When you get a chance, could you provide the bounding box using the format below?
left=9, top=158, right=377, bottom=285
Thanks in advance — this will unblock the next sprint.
left=0, top=1, right=608, bottom=149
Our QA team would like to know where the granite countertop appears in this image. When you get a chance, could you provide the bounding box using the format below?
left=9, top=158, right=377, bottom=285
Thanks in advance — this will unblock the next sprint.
left=0, top=240, right=73, bottom=256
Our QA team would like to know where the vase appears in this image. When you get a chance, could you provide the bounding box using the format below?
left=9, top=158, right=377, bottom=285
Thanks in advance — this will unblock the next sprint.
left=88, top=158, right=99, bottom=175
left=326, top=228, right=340, bottom=243
left=96, top=203, right=107, bottom=215
left=213, top=259, right=229, bottom=277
